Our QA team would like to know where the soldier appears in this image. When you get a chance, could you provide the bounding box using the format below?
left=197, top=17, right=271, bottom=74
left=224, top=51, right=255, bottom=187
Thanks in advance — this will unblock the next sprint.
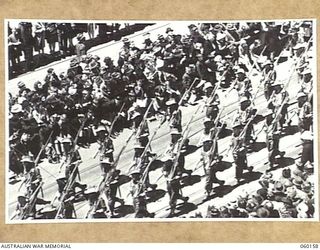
left=167, top=174, right=189, bottom=216
left=297, top=92, right=312, bottom=133
left=129, top=169, right=154, bottom=218
left=102, top=164, right=124, bottom=218
left=268, top=82, right=289, bottom=131
left=165, top=129, right=192, bottom=176
left=204, top=90, right=220, bottom=121
left=62, top=138, right=82, bottom=183
left=261, top=60, right=276, bottom=100
left=167, top=101, right=182, bottom=132
left=197, top=117, right=214, bottom=147
left=25, top=162, right=42, bottom=196
left=21, top=155, right=36, bottom=174
left=264, top=109, right=285, bottom=170
left=59, top=189, right=77, bottom=219
left=300, top=68, right=313, bottom=94
left=13, top=189, right=50, bottom=220
left=200, top=137, right=225, bottom=197
left=203, top=117, right=214, bottom=135
left=95, top=125, right=114, bottom=162
left=131, top=110, right=149, bottom=136
left=55, top=172, right=87, bottom=201
left=203, top=81, right=214, bottom=99
left=132, top=144, right=157, bottom=191
left=234, top=97, right=257, bottom=150
left=181, top=65, right=198, bottom=98
left=296, top=131, right=313, bottom=170
left=84, top=187, right=108, bottom=219
left=230, top=121, right=253, bottom=183
left=234, top=68, right=252, bottom=99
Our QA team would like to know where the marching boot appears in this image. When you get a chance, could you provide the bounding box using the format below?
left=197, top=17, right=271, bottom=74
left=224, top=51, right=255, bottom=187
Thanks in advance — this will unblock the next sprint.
left=246, top=166, right=253, bottom=172
left=169, top=208, right=175, bottom=216
left=217, top=179, right=225, bottom=186
left=119, top=198, right=125, bottom=206
left=205, top=189, right=211, bottom=198
left=212, top=173, right=225, bottom=186
left=182, top=196, right=189, bottom=203
left=150, top=183, right=157, bottom=190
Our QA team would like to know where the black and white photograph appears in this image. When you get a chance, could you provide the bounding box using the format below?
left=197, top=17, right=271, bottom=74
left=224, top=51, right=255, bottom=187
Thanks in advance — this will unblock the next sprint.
left=6, top=19, right=318, bottom=222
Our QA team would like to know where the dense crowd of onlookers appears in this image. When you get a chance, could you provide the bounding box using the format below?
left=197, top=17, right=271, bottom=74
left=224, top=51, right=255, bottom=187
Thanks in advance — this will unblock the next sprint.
left=186, top=165, right=314, bottom=218
left=8, top=22, right=149, bottom=77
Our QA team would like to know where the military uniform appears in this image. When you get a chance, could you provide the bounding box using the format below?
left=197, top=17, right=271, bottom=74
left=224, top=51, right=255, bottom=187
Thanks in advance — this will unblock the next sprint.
left=103, top=168, right=124, bottom=217
left=261, top=60, right=276, bottom=100
left=269, top=84, right=289, bottom=130
left=205, top=93, right=220, bottom=121
left=65, top=147, right=81, bottom=182
left=264, top=121, right=285, bottom=170
left=132, top=145, right=157, bottom=191
left=169, top=109, right=182, bottom=132
left=231, top=122, right=253, bottom=182
left=25, top=166, right=42, bottom=196
left=297, top=131, right=313, bottom=169
left=234, top=99, right=256, bottom=149
left=165, top=132, right=192, bottom=177
left=297, top=93, right=312, bottom=133
left=167, top=175, right=189, bottom=215
left=130, top=170, right=154, bottom=218
left=234, top=68, right=252, bottom=99
left=200, top=139, right=224, bottom=197
left=98, top=137, right=114, bottom=162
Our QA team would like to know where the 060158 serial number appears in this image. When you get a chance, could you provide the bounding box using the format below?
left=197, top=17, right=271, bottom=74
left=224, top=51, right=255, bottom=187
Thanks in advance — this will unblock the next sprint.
left=300, top=244, right=319, bottom=248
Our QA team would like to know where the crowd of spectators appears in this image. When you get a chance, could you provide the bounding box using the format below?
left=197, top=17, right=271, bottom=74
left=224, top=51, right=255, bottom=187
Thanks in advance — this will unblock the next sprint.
left=8, top=22, right=149, bottom=78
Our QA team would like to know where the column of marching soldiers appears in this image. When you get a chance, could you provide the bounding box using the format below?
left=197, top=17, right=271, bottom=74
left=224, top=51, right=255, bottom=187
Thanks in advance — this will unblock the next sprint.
left=10, top=22, right=314, bottom=220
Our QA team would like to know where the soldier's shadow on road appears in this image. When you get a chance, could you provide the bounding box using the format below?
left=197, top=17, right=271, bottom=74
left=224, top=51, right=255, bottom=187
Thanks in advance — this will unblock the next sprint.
left=253, top=114, right=265, bottom=124
left=9, top=178, right=22, bottom=185
left=174, top=202, right=198, bottom=217
left=219, top=128, right=233, bottom=139
left=216, top=161, right=233, bottom=171
left=149, top=160, right=164, bottom=171
left=115, top=205, right=135, bottom=217
left=185, top=145, right=199, bottom=155
left=118, top=175, right=131, bottom=186
left=181, top=175, right=201, bottom=187
left=282, top=125, right=299, bottom=136
left=242, top=171, right=263, bottom=183
left=146, top=189, right=166, bottom=203
left=273, top=157, right=296, bottom=170
left=251, top=142, right=266, bottom=152
left=200, top=171, right=262, bottom=203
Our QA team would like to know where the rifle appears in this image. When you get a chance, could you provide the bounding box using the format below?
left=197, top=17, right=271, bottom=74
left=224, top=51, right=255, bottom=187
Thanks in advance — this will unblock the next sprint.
left=127, top=119, right=163, bottom=175
left=35, top=131, right=54, bottom=167
left=19, top=182, right=44, bottom=220
left=59, top=114, right=88, bottom=173
left=135, top=100, right=154, bottom=138
left=178, top=77, right=199, bottom=106
left=270, top=37, right=313, bottom=127
left=169, top=105, right=201, bottom=180
left=18, top=130, right=54, bottom=192
left=54, top=159, right=82, bottom=219
left=137, top=155, right=158, bottom=195
left=86, top=132, right=135, bottom=219
left=233, top=114, right=256, bottom=153
left=93, top=102, right=126, bottom=159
